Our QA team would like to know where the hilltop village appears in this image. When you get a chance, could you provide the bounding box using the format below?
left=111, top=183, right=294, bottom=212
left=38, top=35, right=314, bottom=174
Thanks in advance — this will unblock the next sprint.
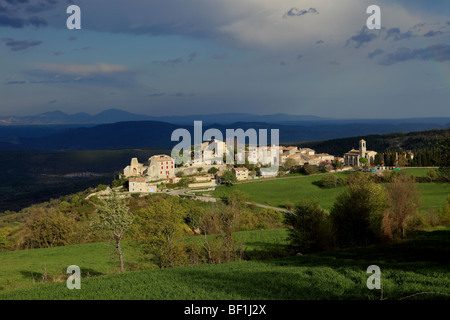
left=120, top=139, right=407, bottom=193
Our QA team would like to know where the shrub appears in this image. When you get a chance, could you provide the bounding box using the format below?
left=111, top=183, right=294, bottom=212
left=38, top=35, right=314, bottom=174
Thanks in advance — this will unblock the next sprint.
left=97, top=184, right=108, bottom=192
left=208, top=167, right=218, bottom=174
left=132, top=196, right=188, bottom=268
left=382, top=175, right=421, bottom=239
left=283, top=202, right=295, bottom=211
left=318, top=174, right=338, bottom=188
left=426, top=169, right=438, bottom=182
left=285, top=199, right=334, bottom=253
left=23, top=208, right=75, bottom=249
left=330, top=174, right=386, bottom=247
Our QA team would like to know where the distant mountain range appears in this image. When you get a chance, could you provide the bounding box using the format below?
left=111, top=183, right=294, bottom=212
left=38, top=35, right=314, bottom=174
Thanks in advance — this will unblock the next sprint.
left=0, top=119, right=449, bottom=152
left=1, top=108, right=450, bottom=126
left=0, top=108, right=448, bottom=151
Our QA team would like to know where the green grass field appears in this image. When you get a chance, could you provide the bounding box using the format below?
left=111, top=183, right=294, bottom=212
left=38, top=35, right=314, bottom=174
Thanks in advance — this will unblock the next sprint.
left=1, top=228, right=448, bottom=300
left=0, top=229, right=289, bottom=293
left=213, top=172, right=449, bottom=213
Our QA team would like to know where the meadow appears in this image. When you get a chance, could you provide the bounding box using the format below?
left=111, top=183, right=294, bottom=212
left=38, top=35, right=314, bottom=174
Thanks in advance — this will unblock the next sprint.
left=1, top=167, right=448, bottom=300
left=213, top=169, right=449, bottom=213
left=1, top=228, right=448, bottom=300
left=0, top=229, right=289, bottom=293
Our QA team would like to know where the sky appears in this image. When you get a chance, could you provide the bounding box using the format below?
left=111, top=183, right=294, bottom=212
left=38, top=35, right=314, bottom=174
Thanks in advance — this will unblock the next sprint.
left=0, top=0, right=449, bottom=118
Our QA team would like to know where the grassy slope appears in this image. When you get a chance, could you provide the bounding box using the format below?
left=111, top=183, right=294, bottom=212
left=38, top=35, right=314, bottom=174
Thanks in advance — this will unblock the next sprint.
left=213, top=170, right=449, bottom=213
left=1, top=228, right=449, bottom=300
left=0, top=229, right=289, bottom=293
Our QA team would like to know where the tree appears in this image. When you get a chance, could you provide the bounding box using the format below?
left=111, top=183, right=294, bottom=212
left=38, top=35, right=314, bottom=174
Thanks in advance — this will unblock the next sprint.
left=330, top=174, right=386, bottom=247
left=23, top=208, right=74, bottom=249
left=331, top=160, right=343, bottom=171
left=197, top=167, right=203, bottom=173
left=359, top=157, right=369, bottom=168
left=221, top=171, right=237, bottom=186
left=132, top=196, right=188, bottom=268
left=382, top=174, right=421, bottom=239
left=374, top=153, right=383, bottom=166
left=285, top=199, right=334, bottom=253
left=284, top=158, right=297, bottom=168
left=91, top=193, right=134, bottom=273
left=201, top=190, right=246, bottom=262
left=208, top=167, right=218, bottom=174
left=179, top=177, right=195, bottom=188
left=302, top=164, right=316, bottom=175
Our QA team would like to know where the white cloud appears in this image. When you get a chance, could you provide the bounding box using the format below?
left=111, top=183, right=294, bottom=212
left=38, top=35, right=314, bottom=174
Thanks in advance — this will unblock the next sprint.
left=36, top=63, right=128, bottom=76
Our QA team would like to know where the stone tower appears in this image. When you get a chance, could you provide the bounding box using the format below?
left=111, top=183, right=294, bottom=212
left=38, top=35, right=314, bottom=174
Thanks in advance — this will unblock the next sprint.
left=359, top=139, right=366, bottom=158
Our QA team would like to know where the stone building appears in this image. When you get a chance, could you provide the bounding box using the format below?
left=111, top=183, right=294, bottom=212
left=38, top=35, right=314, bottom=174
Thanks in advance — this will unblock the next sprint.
left=148, top=154, right=175, bottom=180
left=123, top=154, right=175, bottom=181
left=202, top=139, right=228, bottom=165
left=232, top=167, right=249, bottom=180
left=129, top=177, right=157, bottom=193
left=123, top=158, right=148, bottom=177
left=344, top=139, right=377, bottom=167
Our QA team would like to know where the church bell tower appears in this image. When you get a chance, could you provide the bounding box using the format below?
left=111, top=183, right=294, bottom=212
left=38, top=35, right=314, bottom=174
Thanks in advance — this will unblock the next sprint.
left=359, top=139, right=366, bottom=158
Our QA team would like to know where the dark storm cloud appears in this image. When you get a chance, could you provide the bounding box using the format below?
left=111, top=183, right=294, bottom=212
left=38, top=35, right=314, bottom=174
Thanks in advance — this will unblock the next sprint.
left=284, top=8, right=318, bottom=18
left=0, top=0, right=54, bottom=28
left=368, top=49, right=384, bottom=59
left=379, top=44, right=450, bottom=66
left=0, top=14, right=26, bottom=27
left=346, top=27, right=377, bottom=48
left=0, top=14, right=46, bottom=28
left=4, top=0, right=30, bottom=4
left=152, top=57, right=183, bottom=66
left=385, top=28, right=413, bottom=41
left=424, top=30, right=443, bottom=37
left=316, top=40, right=324, bottom=45
left=2, top=38, right=42, bottom=51
left=25, top=0, right=59, bottom=13
left=188, top=52, right=198, bottom=62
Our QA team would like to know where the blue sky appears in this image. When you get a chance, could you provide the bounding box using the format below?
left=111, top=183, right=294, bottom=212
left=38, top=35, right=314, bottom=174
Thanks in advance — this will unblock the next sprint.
left=0, top=0, right=449, bottom=118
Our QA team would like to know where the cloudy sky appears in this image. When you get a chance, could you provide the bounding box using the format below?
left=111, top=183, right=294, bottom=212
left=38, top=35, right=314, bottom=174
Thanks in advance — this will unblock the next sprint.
left=0, top=0, right=449, bottom=118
